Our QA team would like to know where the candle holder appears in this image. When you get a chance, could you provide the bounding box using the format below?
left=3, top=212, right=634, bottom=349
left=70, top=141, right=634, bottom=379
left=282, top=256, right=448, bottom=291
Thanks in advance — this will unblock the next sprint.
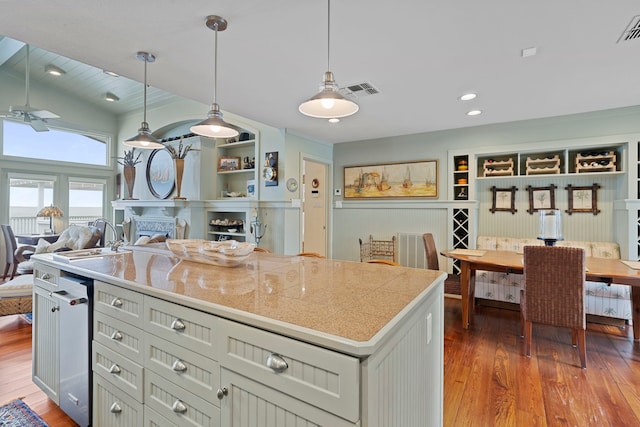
left=537, top=209, right=563, bottom=246
left=249, top=210, right=267, bottom=246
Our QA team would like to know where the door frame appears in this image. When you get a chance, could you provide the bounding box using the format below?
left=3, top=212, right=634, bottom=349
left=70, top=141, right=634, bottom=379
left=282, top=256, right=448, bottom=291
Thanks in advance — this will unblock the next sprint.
left=300, top=153, right=332, bottom=258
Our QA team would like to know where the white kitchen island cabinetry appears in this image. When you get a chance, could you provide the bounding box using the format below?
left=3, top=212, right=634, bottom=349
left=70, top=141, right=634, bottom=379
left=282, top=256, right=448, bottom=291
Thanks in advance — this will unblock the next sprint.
left=33, top=250, right=444, bottom=427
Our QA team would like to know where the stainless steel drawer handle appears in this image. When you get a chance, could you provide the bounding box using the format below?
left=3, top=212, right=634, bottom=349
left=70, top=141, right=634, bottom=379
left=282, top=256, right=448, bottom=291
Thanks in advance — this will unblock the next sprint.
left=110, top=331, right=123, bottom=341
left=111, top=298, right=123, bottom=308
left=171, top=400, right=187, bottom=413
left=109, top=364, right=121, bottom=374
left=172, top=360, right=187, bottom=372
left=266, top=353, right=288, bottom=373
left=171, top=319, right=186, bottom=331
left=216, top=387, right=228, bottom=400
left=109, top=402, right=122, bottom=414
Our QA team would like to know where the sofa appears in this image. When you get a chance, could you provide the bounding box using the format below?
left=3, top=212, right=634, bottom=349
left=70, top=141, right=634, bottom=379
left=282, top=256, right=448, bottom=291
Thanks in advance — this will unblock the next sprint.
left=474, top=236, right=632, bottom=323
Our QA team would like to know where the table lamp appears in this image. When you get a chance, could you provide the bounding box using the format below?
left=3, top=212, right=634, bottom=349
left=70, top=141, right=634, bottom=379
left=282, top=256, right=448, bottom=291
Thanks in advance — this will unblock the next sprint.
left=537, top=209, right=563, bottom=246
left=37, top=205, right=64, bottom=234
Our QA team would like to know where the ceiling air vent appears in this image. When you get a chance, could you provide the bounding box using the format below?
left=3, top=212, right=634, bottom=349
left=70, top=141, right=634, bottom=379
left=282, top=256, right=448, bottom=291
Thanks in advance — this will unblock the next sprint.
left=339, top=81, right=380, bottom=98
left=618, top=15, right=640, bottom=42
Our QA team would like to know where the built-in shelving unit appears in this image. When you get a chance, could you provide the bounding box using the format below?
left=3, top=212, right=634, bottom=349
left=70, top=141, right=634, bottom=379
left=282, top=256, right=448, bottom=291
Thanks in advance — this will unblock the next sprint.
left=215, top=137, right=258, bottom=200
left=453, top=155, right=469, bottom=200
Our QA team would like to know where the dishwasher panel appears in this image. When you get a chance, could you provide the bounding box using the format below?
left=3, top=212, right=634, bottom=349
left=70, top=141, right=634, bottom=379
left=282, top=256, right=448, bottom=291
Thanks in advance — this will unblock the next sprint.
left=56, top=275, right=92, bottom=427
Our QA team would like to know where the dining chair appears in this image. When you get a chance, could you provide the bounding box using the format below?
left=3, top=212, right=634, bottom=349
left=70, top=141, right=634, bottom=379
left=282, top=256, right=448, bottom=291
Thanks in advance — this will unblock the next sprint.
left=422, top=233, right=461, bottom=295
left=0, top=274, right=34, bottom=317
left=296, top=252, right=325, bottom=258
left=2, top=224, right=33, bottom=280
left=366, top=259, right=400, bottom=266
left=521, top=246, right=587, bottom=368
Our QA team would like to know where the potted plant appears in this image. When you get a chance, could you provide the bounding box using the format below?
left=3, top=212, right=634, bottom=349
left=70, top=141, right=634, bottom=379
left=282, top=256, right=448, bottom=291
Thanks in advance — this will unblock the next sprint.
left=165, top=137, right=199, bottom=200
left=116, top=149, right=142, bottom=199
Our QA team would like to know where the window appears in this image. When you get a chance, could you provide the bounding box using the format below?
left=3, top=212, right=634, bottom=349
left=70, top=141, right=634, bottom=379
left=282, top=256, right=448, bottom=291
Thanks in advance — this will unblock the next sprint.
left=9, top=176, right=55, bottom=234
left=2, top=120, right=109, bottom=166
left=68, top=178, right=105, bottom=226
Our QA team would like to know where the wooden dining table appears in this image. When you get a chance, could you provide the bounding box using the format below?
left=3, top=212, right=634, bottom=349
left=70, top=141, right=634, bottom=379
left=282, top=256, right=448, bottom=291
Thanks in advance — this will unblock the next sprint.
left=442, top=248, right=640, bottom=341
left=15, top=233, right=59, bottom=245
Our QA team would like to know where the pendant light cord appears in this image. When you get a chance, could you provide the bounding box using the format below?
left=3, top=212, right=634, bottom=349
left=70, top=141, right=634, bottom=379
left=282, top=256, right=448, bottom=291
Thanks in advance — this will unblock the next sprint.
left=327, top=0, right=331, bottom=72
left=213, top=21, right=219, bottom=105
left=143, top=57, right=148, bottom=123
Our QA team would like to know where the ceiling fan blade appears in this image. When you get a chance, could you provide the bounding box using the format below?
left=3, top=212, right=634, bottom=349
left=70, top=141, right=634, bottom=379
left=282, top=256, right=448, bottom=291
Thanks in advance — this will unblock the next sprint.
left=30, top=110, right=60, bottom=119
left=23, top=114, right=49, bottom=132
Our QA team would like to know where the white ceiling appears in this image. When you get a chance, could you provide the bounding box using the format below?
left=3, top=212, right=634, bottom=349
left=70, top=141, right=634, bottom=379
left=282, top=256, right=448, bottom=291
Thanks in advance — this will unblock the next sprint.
left=1, top=0, right=640, bottom=144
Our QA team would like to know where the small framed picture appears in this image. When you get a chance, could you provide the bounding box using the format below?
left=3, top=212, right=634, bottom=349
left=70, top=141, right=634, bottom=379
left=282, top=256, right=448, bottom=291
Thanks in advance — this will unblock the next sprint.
left=218, top=156, right=241, bottom=172
left=526, top=184, right=556, bottom=214
left=490, top=186, right=518, bottom=214
left=566, top=183, right=601, bottom=215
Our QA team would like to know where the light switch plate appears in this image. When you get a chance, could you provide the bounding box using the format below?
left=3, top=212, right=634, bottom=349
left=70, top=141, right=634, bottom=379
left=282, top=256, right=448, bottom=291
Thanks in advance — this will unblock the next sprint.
left=334, top=188, right=342, bottom=196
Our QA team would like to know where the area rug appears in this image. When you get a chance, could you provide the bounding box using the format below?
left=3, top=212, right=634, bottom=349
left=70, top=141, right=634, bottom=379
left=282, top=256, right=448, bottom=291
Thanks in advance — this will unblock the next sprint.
left=21, top=313, right=32, bottom=324
left=0, top=399, right=49, bottom=427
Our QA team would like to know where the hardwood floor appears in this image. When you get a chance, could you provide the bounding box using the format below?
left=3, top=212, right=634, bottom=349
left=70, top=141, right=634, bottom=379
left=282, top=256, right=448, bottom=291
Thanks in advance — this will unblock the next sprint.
left=444, top=298, right=640, bottom=426
left=1, top=296, right=638, bottom=426
left=0, top=314, right=76, bottom=426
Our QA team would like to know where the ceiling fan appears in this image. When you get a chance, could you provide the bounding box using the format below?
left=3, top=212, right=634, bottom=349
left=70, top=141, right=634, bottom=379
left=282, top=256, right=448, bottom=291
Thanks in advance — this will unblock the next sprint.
left=0, top=44, right=60, bottom=132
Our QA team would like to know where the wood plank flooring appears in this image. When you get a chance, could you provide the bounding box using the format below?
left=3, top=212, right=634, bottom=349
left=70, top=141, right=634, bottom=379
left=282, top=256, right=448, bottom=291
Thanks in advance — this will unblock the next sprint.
left=444, top=298, right=640, bottom=426
left=1, top=297, right=638, bottom=426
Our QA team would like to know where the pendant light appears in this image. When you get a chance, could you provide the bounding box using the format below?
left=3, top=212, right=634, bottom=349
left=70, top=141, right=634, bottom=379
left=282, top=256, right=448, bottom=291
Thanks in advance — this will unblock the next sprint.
left=124, top=51, right=164, bottom=149
left=298, top=0, right=359, bottom=119
left=191, top=15, right=239, bottom=139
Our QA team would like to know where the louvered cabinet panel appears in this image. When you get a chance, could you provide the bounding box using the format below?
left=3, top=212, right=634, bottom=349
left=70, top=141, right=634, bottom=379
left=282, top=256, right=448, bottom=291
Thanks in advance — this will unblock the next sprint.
left=94, top=280, right=144, bottom=327
left=145, top=407, right=178, bottom=427
left=94, top=311, right=144, bottom=363
left=144, top=333, right=219, bottom=402
left=144, top=295, right=218, bottom=359
left=94, top=374, right=143, bottom=427
left=32, top=285, right=59, bottom=404
left=220, top=369, right=356, bottom=427
left=145, top=369, right=220, bottom=427
left=218, top=317, right=359, bottom=423
left=93, top=341, right=144, bottom=402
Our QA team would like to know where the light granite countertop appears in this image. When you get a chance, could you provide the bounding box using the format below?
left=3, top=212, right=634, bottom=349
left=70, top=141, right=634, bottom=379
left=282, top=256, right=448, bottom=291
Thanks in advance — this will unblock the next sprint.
left=34, top=249, right=444, bottom=356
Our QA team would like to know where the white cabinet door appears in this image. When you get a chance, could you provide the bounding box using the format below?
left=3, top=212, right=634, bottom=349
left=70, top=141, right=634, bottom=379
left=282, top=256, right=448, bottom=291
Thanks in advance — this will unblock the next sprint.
left=32, top=285, right=59, bottom=404
left=219, top=369, right=356, bottom=427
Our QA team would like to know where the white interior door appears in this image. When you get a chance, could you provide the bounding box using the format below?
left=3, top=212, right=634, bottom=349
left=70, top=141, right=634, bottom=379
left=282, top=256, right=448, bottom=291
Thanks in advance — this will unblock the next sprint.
left=302, top=159, right=328, bottom=256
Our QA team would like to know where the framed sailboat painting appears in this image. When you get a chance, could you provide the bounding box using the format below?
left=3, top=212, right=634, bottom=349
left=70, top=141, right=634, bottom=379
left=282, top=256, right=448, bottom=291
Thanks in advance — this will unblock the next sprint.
left=343, top=160, right=438, bottom=199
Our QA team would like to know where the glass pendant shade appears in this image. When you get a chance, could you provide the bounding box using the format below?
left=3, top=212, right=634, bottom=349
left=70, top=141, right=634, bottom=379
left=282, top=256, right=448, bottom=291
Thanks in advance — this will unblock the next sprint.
left=299, top=71, right=359, bottom=118
left=123, top=52, right=163, bottom=149
left=191, top=103, right=238, bottom=138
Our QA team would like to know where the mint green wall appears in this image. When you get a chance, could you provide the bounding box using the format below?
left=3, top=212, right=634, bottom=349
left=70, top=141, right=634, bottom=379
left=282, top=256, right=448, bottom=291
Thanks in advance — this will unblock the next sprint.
left=333, top=106, right=640, bottom=261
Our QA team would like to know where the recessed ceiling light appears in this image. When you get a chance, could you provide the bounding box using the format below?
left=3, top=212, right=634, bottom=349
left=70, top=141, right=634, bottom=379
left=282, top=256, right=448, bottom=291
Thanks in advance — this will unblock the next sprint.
left=44, top=64, right=65, bottom=76
left=467, top=110, right=482, bottom=116
left=105, top=92, right=120, bottom=102
left=103, top=70, right=120, bottom=77
left=522, top=47, right=537, bottom=57
left=328, top=118, right=340, bottom=123
left=459, top=93, right=477, bottom=101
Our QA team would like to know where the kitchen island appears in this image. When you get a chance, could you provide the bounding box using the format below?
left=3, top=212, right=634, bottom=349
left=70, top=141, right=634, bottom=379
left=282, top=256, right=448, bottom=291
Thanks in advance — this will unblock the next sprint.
left=33, top=249, right=444, bottom=426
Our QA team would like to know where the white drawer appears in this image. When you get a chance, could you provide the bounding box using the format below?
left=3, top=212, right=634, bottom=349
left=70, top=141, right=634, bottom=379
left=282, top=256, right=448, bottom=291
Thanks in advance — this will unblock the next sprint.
left=144, top=333, right=219, bottom=403
left=144, top=295, right=217, bottom=359
left=94, top=373, right=144, bottom=427
left=94, top=281, right=144, bottom=327
left=218, top=318, right=360, bottom=423
left=94, top=311, right=144, bottom=363
left=145, top=407, right=178, bottom=427
left=145, top=369, right=220, bottom=427
left=93, top=340, right=144, bottom=403
left=33, top=265, right=59, bottom=290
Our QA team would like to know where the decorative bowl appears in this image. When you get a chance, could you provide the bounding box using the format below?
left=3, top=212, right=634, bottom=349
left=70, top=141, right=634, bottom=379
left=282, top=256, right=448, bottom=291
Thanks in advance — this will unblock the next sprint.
left=166, top=239, right=255, bottom=267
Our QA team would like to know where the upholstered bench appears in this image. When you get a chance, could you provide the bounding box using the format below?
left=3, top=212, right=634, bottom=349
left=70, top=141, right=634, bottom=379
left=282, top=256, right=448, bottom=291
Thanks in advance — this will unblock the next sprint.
left=475, top=236, right=632, bottom=323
